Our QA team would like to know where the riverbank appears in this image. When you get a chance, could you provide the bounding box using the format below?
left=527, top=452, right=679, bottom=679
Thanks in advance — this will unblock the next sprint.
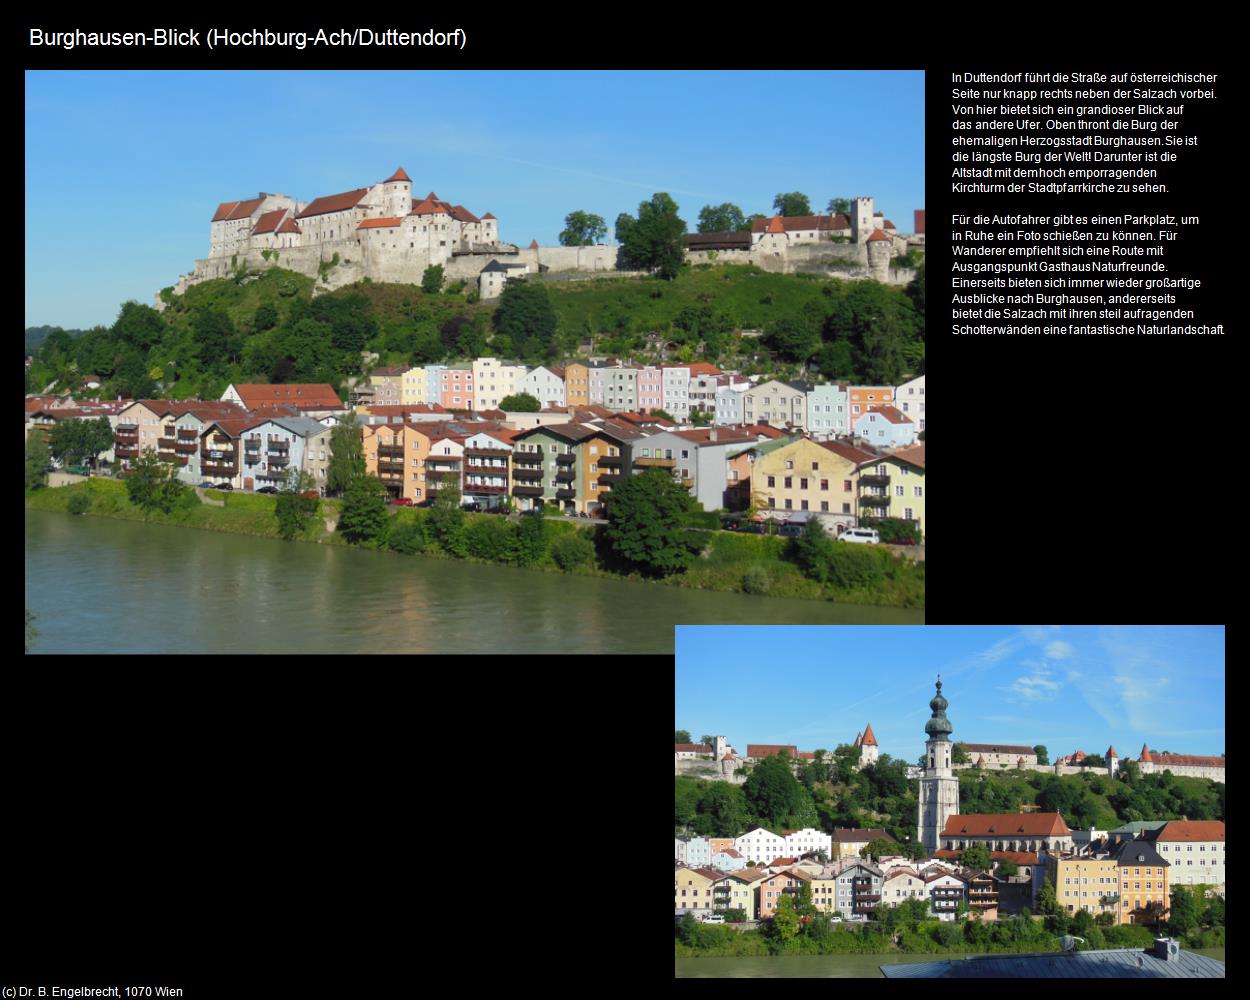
left=26, top=480, right=924, bottom=610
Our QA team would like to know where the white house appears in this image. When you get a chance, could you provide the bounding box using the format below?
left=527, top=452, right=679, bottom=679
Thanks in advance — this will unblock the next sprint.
left=517, top=365, right=567, bottom=410
left=785, top=827, right=833, bottom=858
left=734, top=827, right=787, bottom=866
left=895, top=374, right=925, bottom=432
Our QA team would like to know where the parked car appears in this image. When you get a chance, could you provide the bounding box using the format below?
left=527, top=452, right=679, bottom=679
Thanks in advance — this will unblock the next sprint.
left=697, top=913, right=725, bottom=924
left=215, top=482, right=234, bottom=491
left=256, top=486, right=278, bottom=494
left=198, top=481, right=215, bottom=488
left=388, top=497, right=414, bottom=506
left=839, top=527, right=880, bottom=544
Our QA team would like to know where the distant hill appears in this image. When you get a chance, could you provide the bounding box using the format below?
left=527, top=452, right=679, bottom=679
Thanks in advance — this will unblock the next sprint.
left=25, top=325, right=88, bottom=356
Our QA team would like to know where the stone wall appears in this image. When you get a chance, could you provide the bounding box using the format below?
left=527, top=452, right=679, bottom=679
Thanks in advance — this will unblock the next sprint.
left=674, top=758, right=746, bottom=785
left=535, top=244, right=620, bottom=272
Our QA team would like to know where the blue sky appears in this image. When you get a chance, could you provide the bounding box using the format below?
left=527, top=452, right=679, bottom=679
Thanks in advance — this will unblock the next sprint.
left=24, top=70, right=924, bottom=330
left=675, top=626, right=1225, bottom=764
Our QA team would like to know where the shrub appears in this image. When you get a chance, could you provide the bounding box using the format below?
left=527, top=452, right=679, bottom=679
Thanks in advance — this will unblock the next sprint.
left=741, top=564, right=770, bottom=594
left=387, top=516, right=429, bottom=554
left=465, top=517, right=518, bottom=562
left=551, top=530, right=595, bottom=570
left=66, top=490, right=90, bottom=515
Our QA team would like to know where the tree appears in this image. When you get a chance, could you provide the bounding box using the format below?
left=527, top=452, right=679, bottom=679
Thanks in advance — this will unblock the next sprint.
left=25, top=608, right=38, bottom=653
left=675, top=730, right=692, bottom=744
left=499, top=392, right=541, bottom=413
left=997, top=860, right=1019, bottom=878
left=337, top=475, right=388, bottom=545
left=959, top=844, right=992, bottom=872
left=603, top=467, right=697, bottom=577
left=743, top=752, right=816, bottom=830
left=49, top=417, right=113, bottom=469
left=111, top=301, right=166, bottom=353
left=192, top=308, right=237, bottom=370
left=1037, top=881, right=1058, bottom=916
left=125, top=448, right=187, bottom=515
left=492, top=280, right=558, bottom=357
left=25, top=433, right=51, bottom=490
left=421, top=264, right=445, bottom=294
left=1167, top=884, right=1198, bottom=936
left=827, top=282, right=917, bottom=385
left=326, top=414, right=365, bottom=497
left=253, top=302, right=279, bottom=332
left=513, top=509, right=546, bottom=566
left=309, top=292, right=378, bottom=362
left=952, top=742, right=971, bottom=765
left=696, top=203, right=747, bottom=233
left=861, top=838, right=898, bottom=862
left=275, top=468, right=319, bottom=541
left=1034, top=745, right=1049, bottom=765
left=766, top=315, right=822, bottom=364
left=773, top=192, right=812, bottom=217
left=615, top=192, right=687, bottom=280
left=795, top=880, right=818, bottom=920
left=827, top=198, right=853, bottom=217
left=1080, top=754, right=1106, bottom=769
left=67, top=490, right=90, bottom=516
left=1119, top=759, right=1141, bottom=784
left=428, top=473, right=466, bottom=555
left=771, top=894, right=799, bottom=940
left=699, top=735, right=715, bottom=748
left=559, top=210, right=607, bottom=246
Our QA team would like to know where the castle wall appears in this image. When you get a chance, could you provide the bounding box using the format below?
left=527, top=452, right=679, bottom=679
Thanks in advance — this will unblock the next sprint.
left=535, top=245, right=620, bottom=272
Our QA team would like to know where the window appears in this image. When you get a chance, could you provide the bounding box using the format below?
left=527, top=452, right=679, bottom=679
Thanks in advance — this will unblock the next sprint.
left=821, top=501, right=829, bottom=512
left=895, top=486, right=904, bottom=497
left=800, top=478, right=808, bottom=490
left=784, top=499, right=792, bottom=510
left=843, top=480, right=852, bottom=491
left=914, top=486, right=923, bottom=497
left=842, top=503, right=851, bottom=513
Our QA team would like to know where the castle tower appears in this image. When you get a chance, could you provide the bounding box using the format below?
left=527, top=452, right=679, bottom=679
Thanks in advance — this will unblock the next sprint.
left=381, top=166, right=412, bottom=219
left=1107, top=745, right=1118, bottom=776
left=713, top=735, right=728, bottom=760
left=851, top=197, right=875, bottom=243
left=859, top=723, right=879, bottom=768
left=917, top=675, right=960, bottom=855
left=866, top=229, right=892, bottom=281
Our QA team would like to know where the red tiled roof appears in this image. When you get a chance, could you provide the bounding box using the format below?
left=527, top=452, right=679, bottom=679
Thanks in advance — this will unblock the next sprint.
left=866, top=229, right=892, bottom=242
left=750, top=214, right=851, bottom=234
left=212, top=200, right=241, bottom=222
left=766, top=215, right=785, bottom=234
left=863, top=405, right=911, bottom=425
left=743, top=423, right=787, bottom=439
left=960, top=743, right=1034, bottom=755
left=888, top=442, right=925, bottom=469
left=449, top=205, right=480, bottom=223
left=883, top=219, right=896, bottom=229
left=296, top=188, right=370, bottom=219
left=227, top=198, right=264, bottom=221
left=410, top=196, right=450, bottom=217
left=528, top=239, right=539, bottom=249
left=277, top=217, right=301, bottom=235
left=1107, top=746, right=1117, bottom=757
left=383, top=166, right=411, bottom=183
left=747, top=744, right=798, bottom=759
left=1151, top=820, right=1225, bottom=842
left=796, top=751, right=816, bottom=760
left=229, top=384, right=344, bottom=410
left=1140, top=744, right=1152, bottom=762
left=1147, top=753, right=1224, bottom=767
left=831, top=828, right=895, bottom=844
left=675, top=743, right=712, bottom=752
left=251, top=209, right=288, bottom=235
left=861, top=723, right=878, bottom=746
left=204, top=415, right=267, bottom=438
left=821, top=439, right=878, bottom=464
left=482, top=212, right=496, bottom=220
left=671, top=428, right=756, bottom=446
left=915, top=210, right=926, bottom=235
left=357, top=217, right=404, bottom=230
left=940, top=813, right=1071, bottom=837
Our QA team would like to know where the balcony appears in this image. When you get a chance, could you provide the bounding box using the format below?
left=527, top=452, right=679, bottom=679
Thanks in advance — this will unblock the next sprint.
left=267, top=442, right=290, bottom=454
left=427, top=458, right=461, bottom=469
left=859, top=494, right=890, bottom=509
left=859, top=474, right=891, bottom=489
left=244, top=437, right=261, bottom=449
left=377, top=445, right=404, bottom=458
left=679, top=477, right=695, bottom=488
left=465, top=462, right=507, bottom=474
left=555, top=469, right=576, bottom=483
left=598, top=455, right=624, bottom=468
left=512, top=449, right=544, bottom=466
left=202, top=460, right=237, bottom=474
left=267, top=454, right=290, bottom=467
left=635, top=456, right=676, bottom=468
left=555, top=488, right=576, bottom=500
left=555, top=452, right=576, bottom=466
left=116, top=423, right=139, bottom=433
left=512, top=485, right=543, bottom=497
left=174, top=440, right=198, bottom=454
left=466, top=483, right=508, bottom=494
left=466, top=447, right=510, bottom=459
left=512, top=467, right=543, bottom=482
left=598, top=473, right=621, bottom=487
left=115, top=446, right=138, bottom=460
left=377, top=459, right=405, bottom=472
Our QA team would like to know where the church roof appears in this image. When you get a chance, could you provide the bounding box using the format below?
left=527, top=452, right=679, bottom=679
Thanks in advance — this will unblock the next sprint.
left=383, top=166, right=411, bottom=183
left=940, top=813, right=1071, bottom=837
left=296, top=188, right=371, bottom=218
left=1107, top=746, right=1118, bottom=757
left=861, top=723, right=878, bottom=746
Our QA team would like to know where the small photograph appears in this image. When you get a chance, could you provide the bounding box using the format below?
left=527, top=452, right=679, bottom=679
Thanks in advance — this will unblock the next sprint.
left=675, top=625, right=1225, bottom=978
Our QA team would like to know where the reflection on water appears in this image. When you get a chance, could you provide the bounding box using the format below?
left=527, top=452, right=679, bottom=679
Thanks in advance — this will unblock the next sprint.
left=25, top=511, right=923, bottom=653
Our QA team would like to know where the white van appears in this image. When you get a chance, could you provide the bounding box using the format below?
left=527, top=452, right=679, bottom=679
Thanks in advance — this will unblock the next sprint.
left=698, top=913, right=725, bottom=924
left=840, top=528, right=880, bottom=544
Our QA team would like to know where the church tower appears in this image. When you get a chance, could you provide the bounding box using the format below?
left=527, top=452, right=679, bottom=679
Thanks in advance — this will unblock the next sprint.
left=917, top=675, right=960, bottom=855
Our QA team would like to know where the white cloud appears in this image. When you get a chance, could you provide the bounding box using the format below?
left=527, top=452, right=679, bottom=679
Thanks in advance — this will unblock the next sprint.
left=1046, top=640, right=1075, bottom=660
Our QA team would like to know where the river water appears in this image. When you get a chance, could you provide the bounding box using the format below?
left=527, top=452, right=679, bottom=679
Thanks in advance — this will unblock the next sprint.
left=675, top=948, right=1226, bottom=977
left=24, top=511, right=923, bottom=653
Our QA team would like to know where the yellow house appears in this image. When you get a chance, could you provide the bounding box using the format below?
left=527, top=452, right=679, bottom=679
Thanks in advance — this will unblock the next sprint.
left=564, top=362, right=590, bottom=407
left=713, top=872, right=758, bottom=919
left=1046, top=855, right=1120, bottom=920
left=400, top=366, right=427, bottom=405
left=1109, top=839, right=1170, bottom=926
left=675, top=867, right=721, bottom=914
left=860, top=442, right=925, bottom=538
left=750, top=436, right=863, bottom=527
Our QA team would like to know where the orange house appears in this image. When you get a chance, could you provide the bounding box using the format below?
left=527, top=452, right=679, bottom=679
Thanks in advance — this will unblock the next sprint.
left=362, top=422, right=432, bottom=501
left=848, top=386, right=895, bottom=423
left=564, top=362, right=590, bottom=407
left=756, top=869, right=809, bottom=919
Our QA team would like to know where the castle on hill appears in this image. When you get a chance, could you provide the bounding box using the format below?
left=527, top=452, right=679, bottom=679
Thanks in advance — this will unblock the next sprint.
left=159, top=167, right=923, bottom=306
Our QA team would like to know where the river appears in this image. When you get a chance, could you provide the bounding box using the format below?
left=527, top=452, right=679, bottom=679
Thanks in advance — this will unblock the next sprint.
left=675, top=948, right=1226, bottom=977
left=24, top=511, right=923, bottom=653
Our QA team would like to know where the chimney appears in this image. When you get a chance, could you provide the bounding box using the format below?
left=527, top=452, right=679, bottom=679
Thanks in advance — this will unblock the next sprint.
left=1152, top=937, right=1180, bottom=962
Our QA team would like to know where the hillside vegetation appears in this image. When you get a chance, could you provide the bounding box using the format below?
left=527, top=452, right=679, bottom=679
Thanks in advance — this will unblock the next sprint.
left=27, top=261, right=923, bottom=401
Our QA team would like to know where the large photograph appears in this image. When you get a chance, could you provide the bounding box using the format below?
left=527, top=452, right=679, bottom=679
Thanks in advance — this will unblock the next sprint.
left=25, top=70, right=925, bottom=653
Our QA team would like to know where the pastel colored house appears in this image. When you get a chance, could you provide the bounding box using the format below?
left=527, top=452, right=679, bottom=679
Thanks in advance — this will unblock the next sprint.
left=857, top=443, right=925, bottom=535
left=563, top=362, right=590, bottom=407
left=682, top=838, right=712, bottom=866
left=756, top=870, right=808, bottom=920
left=750, top=435, right=861, bottom=531
left=633, top=427, right=758, bottom=511
left=472, top=358, right=527, bottom=411
left=847, top=385, right=895, bottom=423
left=925, top=872, right=966, bottom=920
left=895, top=374, right=925, bottom=431
left=714, top=381, right=750, bottom=426
left=1107, top=838, right=1170, bottom=925
left=635, top=365, right=663, bottom=413
left=462, top=428, right=515, bottom=509
left=806, top=383, right=850, bottom=437
left=1045, top=855, right=1120, bottom=920
left=362, top=422, right=433, bottom=501
left=882, top=868, right=927, bottom=905
left=831, top=828, right=897, bottom=861
left=400, top=365, right=428, bottom=405
left=712, top=870, right=756, bottom=918
left=1143, top=820, right=1224, bottom=886
left=784, top=827, right=833, bottom=859
left=711, top=849, right=748, bottom=873
left=516, top=365, right=566, bottom=410
left=853, top=405, right=916, bottom=449
left=742, top=379, right=809, bottom=430
left=510, top=422, right=632, bottom=514
left=674, top=866, right=722, bottom=914
left=438, top=365, right=474, bottom=411
left=241, top=416, right=326, bottom=492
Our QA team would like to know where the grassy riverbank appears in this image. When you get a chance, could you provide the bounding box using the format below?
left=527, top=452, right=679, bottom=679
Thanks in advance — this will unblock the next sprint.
left=675, top=916, right=1197, bottom=958
left=26, top=480, right=923, bottom=610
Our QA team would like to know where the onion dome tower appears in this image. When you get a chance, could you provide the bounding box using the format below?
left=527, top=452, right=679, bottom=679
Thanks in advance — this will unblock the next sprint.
left=917, top=675, right=960, bottom=855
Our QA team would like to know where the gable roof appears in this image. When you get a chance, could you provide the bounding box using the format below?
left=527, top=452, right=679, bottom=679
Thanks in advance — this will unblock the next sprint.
left=357, top=217, right=404, bottom=230
left=449, top=205, right=480, bottom=223
left=410, top=195, right=451, bottom=217
left=831, top=828, right=894, bottom=843
left=227, top=383, right=344, bottom=410
left=887, top=442, right=926, bottom=469
left=251, top=209, right=289, bottom=235
left=747, top=744, right=799, bottom=759
left=675, top=743, right=712, bottom=753
left=820, top=439, right=880, bottom=465
left=750, top=214, right=851, bottom=233
left=960, top=743, right=1035, bottom=755
left=861, top=405, right=911, bottom=425
left=1107, top=839, right=1168, bottom=867
left=940, top=813, right=1071, bottom=837
left=1147, top=820, right=1225, bottom=843
left=296, top=188, right=370, bottom=218
left=212, top=197, right=265, bottom=223
left=277, top=216, right=301, bottom=235
left=867, top=229, right=892, bottom=242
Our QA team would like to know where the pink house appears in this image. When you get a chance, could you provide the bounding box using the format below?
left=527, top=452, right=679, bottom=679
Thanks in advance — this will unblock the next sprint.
left=756, top=869, right=809, bottom=919
left=439, top=367, right=474, bottom=411
left=636, top=365, right=663, bottom=413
